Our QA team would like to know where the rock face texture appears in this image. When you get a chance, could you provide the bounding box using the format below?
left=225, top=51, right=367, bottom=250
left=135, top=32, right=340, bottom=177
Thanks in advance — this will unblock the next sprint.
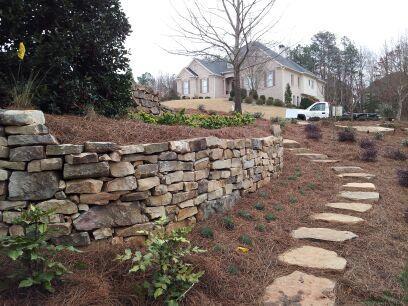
left=131, top=85, right=172, bottom=115
left=262, top=271, right=336, bottom=306
left=0, top=109, right=283, bottom=246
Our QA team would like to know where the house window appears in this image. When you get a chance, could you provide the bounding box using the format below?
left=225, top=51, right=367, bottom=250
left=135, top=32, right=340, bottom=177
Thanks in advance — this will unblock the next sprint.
left=266, top=71, right=274, bottom=87
left=244, top=76, right=252, bottom=90
left=201, top=79, right=208, bottom=93
left=309, top=79, right=314, bottom=89
left=183, top=81, right=189, bottom=95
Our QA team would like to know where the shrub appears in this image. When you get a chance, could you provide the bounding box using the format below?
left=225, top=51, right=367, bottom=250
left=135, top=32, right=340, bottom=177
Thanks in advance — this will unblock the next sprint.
left=259, top=95, right=266, bottom=102
left=304, top=124, right=322, bottom=140
left=249, top=89, right=258, bottom=100
left=222, top=216, right=235, bottom=230
left=289, top=195, right=298, bottom=204
left=299, top=97, right=314, bottom=109
left=273, top=99, right=284, bottom=107
left=291, top=118, right=298, bottom=124
left=270, top=117, right=286, bottom=129
left=374, top=132, right=384, bottom=140
left=256, top=99, right=265, bottom=105
left=239, top=234, right=252, bottom=246
left=259, top=190, right=268, bottom=198
left=402, top=139, right=408, bottom=147
left=380, top=103, right=396, bottom=120
left=205, top=96, right=211, bottom=99
left=265, top=213, right=276, bottom=222
left=266, top=97, right=274, bottom=105
left=360, top=138, right=376, bottom=149
left=117, top=217, right=205, bottom=304
left=385, top=148, right=407, bottom=161
left=198, top=104, right=206, bottom=113
left=0, top=205, right=77, bottom=292
left=338, top=128, right=356, bottom=142
left=228, top=97, right=233, bottom=101
left=244, top=96, right=253, bottom=104
left=256, top=224, right=266, bottom=232
left=237, top=210, right=253, bottom=221
left=254, top=203, right=265, bottom=211
left=360, top=147, right=378, bottom=162
left=252, top=112, right=264, bottom=119
left=200, top=227, right=214, bottom=239
left=227, top=264, right=239, bottom=275
left=397, top=169, right=408, bottom=187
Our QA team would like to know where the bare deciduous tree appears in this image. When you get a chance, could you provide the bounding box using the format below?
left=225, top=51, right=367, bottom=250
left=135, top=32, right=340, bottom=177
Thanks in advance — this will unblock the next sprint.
left=170, top=0, right=277, bottom=113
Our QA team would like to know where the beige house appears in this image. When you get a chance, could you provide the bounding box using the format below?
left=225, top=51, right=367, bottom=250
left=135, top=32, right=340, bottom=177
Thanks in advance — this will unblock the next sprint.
left=176, top=42, right=325, bottom=106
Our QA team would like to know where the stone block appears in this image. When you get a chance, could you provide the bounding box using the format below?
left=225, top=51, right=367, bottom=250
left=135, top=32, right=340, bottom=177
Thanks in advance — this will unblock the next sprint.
left=0, top=169, right=9, bottom=181
left=178, top=152, right=195, bottom=161
left=184, top=181, right=198, bottom=191
left=178, top=199, right=194, bottom=209
left=2, top=211, right=21, bottom=224
left=159, top=151, right=177, bottom=160
left=46, top=144, right=84, bottom=156
left=47, top=222, right=72, bottom=238
left=120, top=144, right=144, bottom=155
left=116, top=222, right=155, bottom=237
left=27, top=158, right=62, bottom=172
left=52, top=232, right=90, bottom=247
left=9, top=146, right=45, bottom=162
left=120, top=191, right=150, bottom=202
left=153, top=184, right=168, bottom=196
left=194, top=158, right=210, bottom=170
left=65, top=153, right=98, bottom=165
left=110, top=162, right=135, bottom=177
left=208, top=188, right=224, bottom=200
left=0, top=223, right=8, bottom=236
left=145, top=206, right=166, bottom=219
left=73, top=203, right=148, bottom=231
left=209, top=148, right=223, bottom=160
left=0, top=181, right=7, bottom=195
left=167, top=182, right=184, bottom=192
left=65, top=179, right=103, bottom=194
left=169, top=140, right=190, bottom=153
left=0, top=201, right=27, bottom=211
left=0, top=160, right=26, bottom=170
left=188, top=138, right=207, bottom=152
left=195, top=169, right=209, bottom=181
left=93, top=228, right=113, bottom=240
left=9, top=171, right=59, bottom=200
left=212, top=159, right=232, bottom=169
left=104, top=176, right=137, bottom=192
left=146, top=193, right=172, bottom=206
left=172, top=190, right=197, bottom=204
left=137, top=176, right=160, bottom=191
left=84, top=141, right=119, bottom=153
left=0, top=110, right=45, bottom=126
left=194, top=193, right=208, bottom=205
left=0, top=146, right=9, bottom=158
left=63, top=162, right=109, bottom=179
left=143, top=142, right=169, bottom=154
left=8, top=134, right=58, bottom=146
left=5, top=124, right=48, bottom=135
left=9, top=224, right=24, bottom=236
left=183, top=171, right=195, bottom=182
left=196, top=149, right=209, bottom=159
left=37, top=199, right=78, bottom=214
left=163, top=171, right=183, bottom=184
left=122, top=154, right=158, bottom=163
left=80, top=192, right=121, bottom=205
left=177, top=207, right=198, bottom=221
left=135, top=164, right=158, bottom=178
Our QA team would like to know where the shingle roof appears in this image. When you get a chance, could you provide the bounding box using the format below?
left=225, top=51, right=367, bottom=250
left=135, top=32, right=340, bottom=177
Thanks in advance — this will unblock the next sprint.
left=195, top=59, right=230, bottom=75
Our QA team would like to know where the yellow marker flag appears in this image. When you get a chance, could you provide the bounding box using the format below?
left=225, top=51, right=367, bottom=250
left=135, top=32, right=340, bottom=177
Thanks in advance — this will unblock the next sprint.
left=17, top=42, right=26, bottom=60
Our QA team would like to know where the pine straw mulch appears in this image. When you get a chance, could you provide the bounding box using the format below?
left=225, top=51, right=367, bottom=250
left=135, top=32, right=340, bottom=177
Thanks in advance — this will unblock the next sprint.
left=1, top=120, right=407, bottom=305
left=44, top=114, right=270, bottom=145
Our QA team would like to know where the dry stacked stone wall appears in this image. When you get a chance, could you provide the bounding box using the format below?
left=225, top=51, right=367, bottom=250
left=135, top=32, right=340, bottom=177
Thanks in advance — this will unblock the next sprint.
left=0, top=110, right=283, bottom=246
left=132, top=85, right=172, bottom=115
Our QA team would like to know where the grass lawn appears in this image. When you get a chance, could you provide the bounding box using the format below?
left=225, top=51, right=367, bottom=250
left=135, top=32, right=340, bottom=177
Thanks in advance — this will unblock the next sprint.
left=162, top=98, right=287, bottom=119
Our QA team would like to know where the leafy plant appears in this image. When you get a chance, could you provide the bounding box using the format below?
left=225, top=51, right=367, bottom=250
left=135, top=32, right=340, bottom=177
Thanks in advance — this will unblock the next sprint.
left=289, top=195, right=298, bottom=204
left=227, top=264, right=239, bottom=275
left=0, top=205, right=77, bottom=292
left=117, top=217, right=205, bottom=305
left=200, top=227, right=214, bottom=239
left=239, top=234, right=252, bottom=246
left=222, top=216, right=235, bottom=230
left=254, top=203, right=265, bottom=211
left=266, top=97, right=274, bottom=105
left=402, top=139, right=408, bottom=147
left=274, top=204, right=283, bottom=211
left=265, top=213, right=276, bottom=222
left=244, top=96, right=253, bottom=104
left=255, top=224, right=266, bottom=232
left=237, top=210, right=254, bottom=221
left=306, top=182, right=316, bottom=190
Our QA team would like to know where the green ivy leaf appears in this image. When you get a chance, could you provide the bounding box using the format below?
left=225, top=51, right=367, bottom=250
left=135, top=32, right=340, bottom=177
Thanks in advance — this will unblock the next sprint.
left=8, top=249, right=23, bottom=260
left=19, top=278, right=34, bottom=288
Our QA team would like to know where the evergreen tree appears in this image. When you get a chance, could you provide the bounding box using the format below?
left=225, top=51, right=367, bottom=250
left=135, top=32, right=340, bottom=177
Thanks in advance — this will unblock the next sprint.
left=284, top=84, right=292, bottom=104
left=0, top=0, right=133, bottom=117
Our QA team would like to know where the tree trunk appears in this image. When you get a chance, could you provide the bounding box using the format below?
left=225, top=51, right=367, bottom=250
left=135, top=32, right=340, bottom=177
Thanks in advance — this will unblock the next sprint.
left=234, top=68, right=242, bottom=113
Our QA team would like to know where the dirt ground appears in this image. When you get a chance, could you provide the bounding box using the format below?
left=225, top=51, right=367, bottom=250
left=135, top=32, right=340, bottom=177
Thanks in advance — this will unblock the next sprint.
left=1, top=119, right=407, bottom=305
left=162, top=98, right=287, bottom=119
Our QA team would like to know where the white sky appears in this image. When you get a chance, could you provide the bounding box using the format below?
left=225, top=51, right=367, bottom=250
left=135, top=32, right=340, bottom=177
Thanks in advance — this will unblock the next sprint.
left=120, top=0, right=408, bottom=77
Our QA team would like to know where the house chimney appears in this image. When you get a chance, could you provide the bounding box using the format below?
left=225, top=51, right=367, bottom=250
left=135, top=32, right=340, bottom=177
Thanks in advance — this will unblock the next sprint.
left=279, top=44, right=287, bottom=58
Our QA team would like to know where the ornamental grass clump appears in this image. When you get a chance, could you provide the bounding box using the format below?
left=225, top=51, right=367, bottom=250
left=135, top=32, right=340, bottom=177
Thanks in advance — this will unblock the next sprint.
left=116, top=217, right=205, bottom=305
left=360, top=138, right=376, bottom=149
left=338, top=128, right=356, bottom=142
left=222, top=216, right=235, bottom=230
left=397, top=169, right=408, bottom=187
left=385, top=148, right=407, bottom=161
left=360, top=146, right=378, bottom=162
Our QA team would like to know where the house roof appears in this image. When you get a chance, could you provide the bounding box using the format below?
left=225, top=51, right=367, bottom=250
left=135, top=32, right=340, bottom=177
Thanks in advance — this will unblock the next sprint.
left=195, top=58, right=230, bottom=75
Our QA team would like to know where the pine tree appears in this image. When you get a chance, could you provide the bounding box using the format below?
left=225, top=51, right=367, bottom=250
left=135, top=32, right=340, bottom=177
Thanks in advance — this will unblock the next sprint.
left=284, top=84, right=292, bottom=104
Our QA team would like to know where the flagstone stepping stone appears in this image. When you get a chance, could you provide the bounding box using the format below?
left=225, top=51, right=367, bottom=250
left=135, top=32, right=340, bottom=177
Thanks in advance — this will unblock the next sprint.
left=312, top=159, right=340, bottom=163
left=342, top=182, right=376, bottom=190
left=311, top=213, right=364, bottom=224
left=297, top=121, right=310, bottom=126
left=262, top=271, right=336, bottom=306
left=291, top=227, right=358, bottom=242
left=335, top=125, right=394, bottom=133
left=288, top=148, right=310, bottom=153
left=283, top=139, right=301, bottom=148
left=326, top=202, right=373, bottom=213
left=332, top=166, right=363, bottom=173
left=296, top=153, right=328, bottom=160
left=338, top=173, right=375, bottom=180
left=278, top=246, right=347, bottom=270
left=339, top=191, right=379, bottom=202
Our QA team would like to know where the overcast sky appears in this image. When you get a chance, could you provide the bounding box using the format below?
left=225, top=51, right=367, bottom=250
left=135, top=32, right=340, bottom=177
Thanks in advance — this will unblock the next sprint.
left=120, top=0, right=408, bottom=77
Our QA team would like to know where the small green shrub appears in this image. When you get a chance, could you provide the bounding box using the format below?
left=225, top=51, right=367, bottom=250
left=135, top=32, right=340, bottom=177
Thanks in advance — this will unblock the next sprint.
left=222, top=216, right=235, bottom=230
left=252, top=112, right=264, bottom=119
left=274, top=204, right=283, bottom=211
left=259, top=190, right=268, bottom=198
left=266, top=97, right=274, bottom=105
left=213, top=244, right=223, bottom=253
left=374, top=132, right=384, bottom=140
left=249, top=89, right=258, bottom=100
left=265, top=213, right=276, bottom=222
left=402, top=139, right=408, bottom=147
left=239, top=234, right=252, bottom=246
left=200, top=227, right=214, bottom=239
left=254, top=203, right=265, bottom=211
left=0, top=205, right=78, bottom=292
left=256, top=99, right=265, bottom=105
left=259, top=95, right=266, bottom=102
left=273, top=99, right=284, bottom=107
left=237, top=210, right=253, bottom=221
left=117, top=217, right=205, bottom=304
left=289, top=195, right=298, bottom=204
left=256, top=224, right=266, bottom=232
left=306, top=182, right=316, bottom=190
left=244, top=96, right=253, bottom=104
left=227, top=264, right=239, bottom=275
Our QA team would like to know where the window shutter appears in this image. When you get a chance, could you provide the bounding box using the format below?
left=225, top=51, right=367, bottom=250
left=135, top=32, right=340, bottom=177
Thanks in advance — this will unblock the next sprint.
left=200, top=79, right=202, bottom=93
left=188, top=80, right=190, bottom=94
left=207, top=78, right=209, bottom=93
left=273, top=71, right=276, bottom=86
left=264, top=73, right=267, bottom=87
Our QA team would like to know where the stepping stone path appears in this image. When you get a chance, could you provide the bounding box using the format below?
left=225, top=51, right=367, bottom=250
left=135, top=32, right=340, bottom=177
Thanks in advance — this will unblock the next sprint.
left=332, top=166, right=363, bottom=173
left=278, top=246, right=347, bottom=270
left=339, top=191, right=379, bottom=202
left=262, top=271, right=336, bottom=305
left=326, top=202, right=373, bottom=213
left=283, top=139, right=301, bottom=148
left=338, top=172, right=375, bottom=180
left=291, top=227, right=357, bottom=242
left=342, top=182, right=376, bottom=190
left=335, top=125, right=394, bottom=133
left=311, top=212, right=364, bottom=224
left=263, top=144, right=380, bottom=304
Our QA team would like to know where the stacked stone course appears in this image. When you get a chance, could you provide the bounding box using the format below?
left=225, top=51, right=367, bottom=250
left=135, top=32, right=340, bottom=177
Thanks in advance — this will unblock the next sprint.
left=0, top=109, right=283, bottom=246
left=132, top=85, right=172, bottom=115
